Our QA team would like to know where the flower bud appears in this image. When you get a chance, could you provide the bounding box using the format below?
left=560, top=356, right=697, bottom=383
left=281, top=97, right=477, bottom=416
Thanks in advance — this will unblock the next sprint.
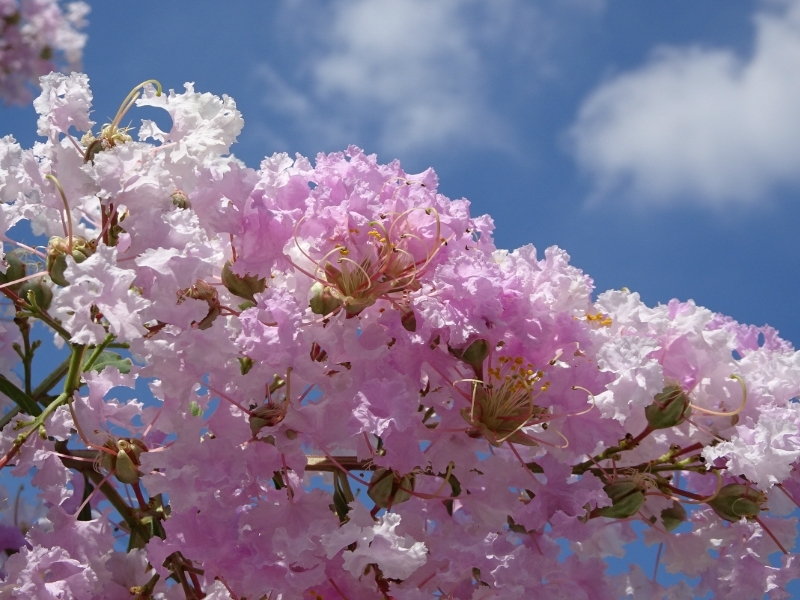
left=46, top=236, right=96, bottom=287
left=367, top=468, right=414, bottom=509
left=309, top=282, right=343, bottom=316
left=594, top=479, right=645, bottom=519
left=707, top=483, right=766, bottom=522
left=645, top=385, right=690, bottom=430
left=221, top=260, right=266, bottom=303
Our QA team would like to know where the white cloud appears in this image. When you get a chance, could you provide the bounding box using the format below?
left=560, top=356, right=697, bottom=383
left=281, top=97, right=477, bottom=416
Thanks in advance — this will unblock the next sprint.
left=324, top=1, right=500, bottom=153
left=254, top=0, right=595, bottom=157
left=568, top=0, right=800, bottom=208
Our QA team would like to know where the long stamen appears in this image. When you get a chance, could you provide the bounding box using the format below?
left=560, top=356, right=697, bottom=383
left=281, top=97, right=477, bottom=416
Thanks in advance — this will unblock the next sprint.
left=73, top=470, right=112, bottom=520
left=67, top=400, right=117, bottom=457
left=0, top=271, right=48, bottom=290
left=203, top=381, right=255, bottom=417
left=110, top=80, right=162, bottom=133
left=754, top=515, right=789, bottom=554
left=689, top=374, right=748, bottom=417
left=291, top=214, right=324, bottom=266
left=776, top=483, right=800, bottom=510
left=6, top=240, right=47, bottom=259
left=668, top=471, right=723, bottom=505
left=45, top=174, right=72, bottom=251
left=336, top=256, right=372, bottom=292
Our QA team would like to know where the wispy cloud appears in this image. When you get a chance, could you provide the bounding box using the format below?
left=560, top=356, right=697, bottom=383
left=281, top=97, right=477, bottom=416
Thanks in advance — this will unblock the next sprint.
left=252, top=0, right=597, bottom=159
left=568, top=0, right=800, bottom=208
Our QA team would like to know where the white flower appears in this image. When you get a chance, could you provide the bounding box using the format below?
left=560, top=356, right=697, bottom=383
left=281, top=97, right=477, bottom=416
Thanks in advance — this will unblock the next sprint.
left=322, top=512, right=427, bottom=580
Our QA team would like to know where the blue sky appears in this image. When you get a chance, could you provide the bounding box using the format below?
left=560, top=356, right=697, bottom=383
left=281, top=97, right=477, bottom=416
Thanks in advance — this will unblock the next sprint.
left=2, top=0, right=799, bottom=592
left=3, top=0, right=788, bottom=347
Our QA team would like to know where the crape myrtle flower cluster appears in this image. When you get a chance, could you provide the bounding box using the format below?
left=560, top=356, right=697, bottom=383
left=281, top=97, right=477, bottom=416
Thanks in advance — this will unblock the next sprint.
left=0, top=0, right=87, bottom=106
left=0, top=72, right=797, bottom=599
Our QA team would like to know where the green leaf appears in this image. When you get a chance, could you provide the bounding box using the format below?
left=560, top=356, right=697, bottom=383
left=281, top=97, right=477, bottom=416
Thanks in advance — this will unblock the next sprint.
left=0, top=375, right=41, bottom=416
left=443, top=472, right=461, bottom=517
left=85, top=351, right=131, bottom=374
left=332, top=471, right=354, bottom=522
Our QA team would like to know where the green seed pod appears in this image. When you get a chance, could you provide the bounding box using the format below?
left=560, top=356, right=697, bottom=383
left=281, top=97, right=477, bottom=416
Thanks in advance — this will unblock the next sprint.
left=645, top=385, right=690, bottom=430
left=309, top=282, right=343, bottom=316
left=707, top=483, right=766, bottom=522
left=0, top=250, right=27, bottom=292
left=114, top=442, right=140, bottom=485
left=178, top=280, right=221, bottom=330
left=47, top=254, right=69, bottom=287
left=221, top=260, right=266, bottom=303
left=367, top=468, right=414, bottom=509
left=660, top=501, right=687, bottom=532
left=128, top=439, right=147, bottom=461
left=109, top=439, right=147, bottom=485
left=238, top=357, right=255, bottom=375
left=99, top=448, right=115, bottom=475
left=19, top=279, right=53, bottom=311
left=604, top=479, right=640, bottom=502
left=400, top=309, right=417, bottom=332
left=171, top=190, right=191, bottom=209
left=46, top=236, right=96, bottom=287
left=462, top=339, right=489, bottom=368
left=196, top=305, right=221, bottom=330
left=249, top=416, right=269, bottom=437
left=248, top=403, right=287, bottom=436
left=594, top=479, right=645, bottom=519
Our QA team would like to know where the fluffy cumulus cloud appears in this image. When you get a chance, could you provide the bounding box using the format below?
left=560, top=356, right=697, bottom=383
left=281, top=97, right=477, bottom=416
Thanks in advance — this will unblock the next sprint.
left=569, top=0, right=800, bottom=208
left=253, top=0, right=599, bottom=156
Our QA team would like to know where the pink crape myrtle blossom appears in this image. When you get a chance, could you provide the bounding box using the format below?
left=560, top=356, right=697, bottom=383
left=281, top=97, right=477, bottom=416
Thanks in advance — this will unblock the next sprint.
left=0, top=0, right=88, bottom=105
left=0, top=73, right=798, bottom=599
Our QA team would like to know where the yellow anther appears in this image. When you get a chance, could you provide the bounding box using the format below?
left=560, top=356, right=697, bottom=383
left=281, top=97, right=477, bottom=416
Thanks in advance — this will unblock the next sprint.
left=586, top=313, right=613, bottom=327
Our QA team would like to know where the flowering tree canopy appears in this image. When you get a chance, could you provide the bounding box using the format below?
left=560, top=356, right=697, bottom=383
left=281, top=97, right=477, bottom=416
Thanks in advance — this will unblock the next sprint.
left=0, top=73, right=798, bottom=599
left=0, top=0, right=87, bottom=105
